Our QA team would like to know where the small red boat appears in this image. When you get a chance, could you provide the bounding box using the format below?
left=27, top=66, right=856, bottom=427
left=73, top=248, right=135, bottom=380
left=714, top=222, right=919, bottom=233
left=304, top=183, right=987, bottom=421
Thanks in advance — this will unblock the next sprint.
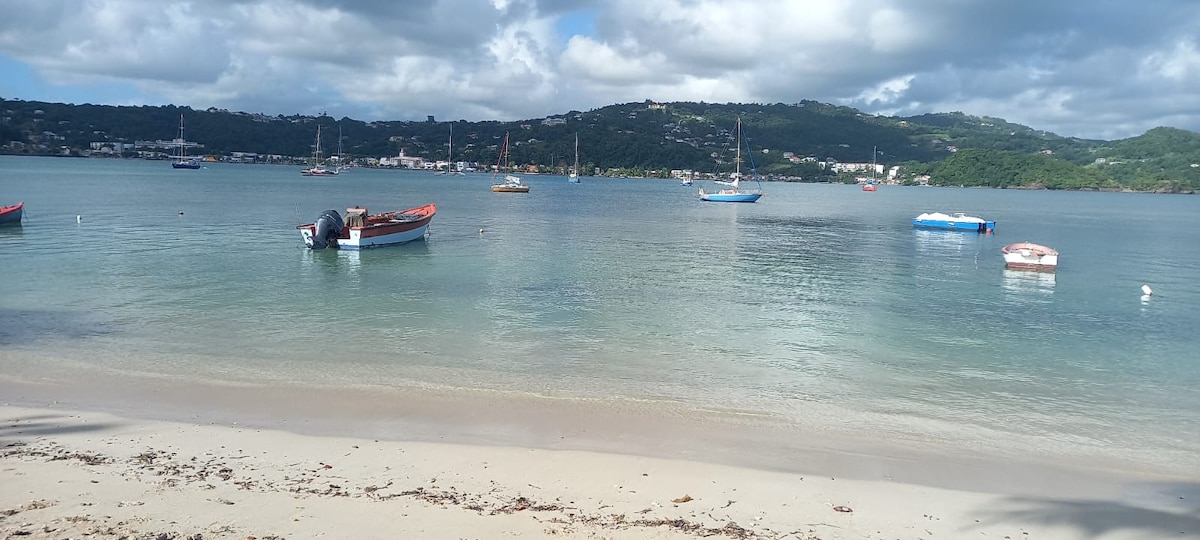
left=0, top=202, right=23, bottom=225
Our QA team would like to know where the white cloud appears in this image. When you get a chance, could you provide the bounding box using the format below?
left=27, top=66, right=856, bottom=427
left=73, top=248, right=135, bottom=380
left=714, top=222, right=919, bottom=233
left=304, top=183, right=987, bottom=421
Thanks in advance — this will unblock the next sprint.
left=853, top=75, right=916, bottom=108
left=0, top=0, right=1198, bottom=138
left=1142, top=39, right=1200, bottom=83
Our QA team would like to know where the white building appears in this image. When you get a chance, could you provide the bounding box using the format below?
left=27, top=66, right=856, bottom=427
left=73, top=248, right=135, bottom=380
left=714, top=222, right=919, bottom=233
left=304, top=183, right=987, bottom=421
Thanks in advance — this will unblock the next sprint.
left=379, top=149, right=424, bottom=169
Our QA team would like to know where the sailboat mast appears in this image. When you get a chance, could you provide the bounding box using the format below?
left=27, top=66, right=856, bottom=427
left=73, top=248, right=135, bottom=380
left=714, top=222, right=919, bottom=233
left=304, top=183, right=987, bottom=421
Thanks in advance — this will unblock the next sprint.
left=178, top=114, right=187, bottom=160
left=494, top=132, right=509, bottom=178
left=872, top=145, right=877, bottom=181
left=734, top=117, right=741, bottom=188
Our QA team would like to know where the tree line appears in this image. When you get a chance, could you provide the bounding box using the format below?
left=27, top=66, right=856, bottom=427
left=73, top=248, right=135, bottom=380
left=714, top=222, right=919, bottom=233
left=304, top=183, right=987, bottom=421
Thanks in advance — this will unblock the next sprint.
left=1, top=97, right=1196, bottom=192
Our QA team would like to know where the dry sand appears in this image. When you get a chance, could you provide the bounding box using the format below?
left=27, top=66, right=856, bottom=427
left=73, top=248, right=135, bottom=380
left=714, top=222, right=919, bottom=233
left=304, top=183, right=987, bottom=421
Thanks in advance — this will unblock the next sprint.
left=2, top=405, right=1197, bottom=540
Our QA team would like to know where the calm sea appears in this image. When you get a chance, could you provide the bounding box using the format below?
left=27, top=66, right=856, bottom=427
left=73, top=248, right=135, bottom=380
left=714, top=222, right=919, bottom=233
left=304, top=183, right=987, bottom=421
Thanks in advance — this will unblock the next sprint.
left=2, top=155, right=1198, bottom=473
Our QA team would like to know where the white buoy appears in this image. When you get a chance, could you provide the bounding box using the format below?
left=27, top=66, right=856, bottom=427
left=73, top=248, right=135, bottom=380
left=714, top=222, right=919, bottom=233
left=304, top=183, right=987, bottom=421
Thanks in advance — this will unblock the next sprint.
left=1141, top=284, right=1153, bottom=296
left=479, top=228, right=485, bottom=234
left=76, top=215, right=81, bottom=223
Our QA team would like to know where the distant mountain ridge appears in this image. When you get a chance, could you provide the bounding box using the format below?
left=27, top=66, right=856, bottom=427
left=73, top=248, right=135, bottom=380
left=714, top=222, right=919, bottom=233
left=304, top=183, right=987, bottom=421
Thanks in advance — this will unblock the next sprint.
left=1, top=97, right=1196, bottom=192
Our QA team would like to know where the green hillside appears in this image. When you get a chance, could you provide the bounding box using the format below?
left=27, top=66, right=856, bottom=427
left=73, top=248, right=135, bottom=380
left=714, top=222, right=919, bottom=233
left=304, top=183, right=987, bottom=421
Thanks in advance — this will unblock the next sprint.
left=1, top=97, right=1197, bottom=192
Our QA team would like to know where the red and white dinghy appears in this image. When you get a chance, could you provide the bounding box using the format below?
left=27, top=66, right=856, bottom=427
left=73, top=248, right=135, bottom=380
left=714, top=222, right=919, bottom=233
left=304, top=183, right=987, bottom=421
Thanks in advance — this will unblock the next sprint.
left=298, top=204, right=435, bottom=250
left=1002, top=242, right=1059, bottom=272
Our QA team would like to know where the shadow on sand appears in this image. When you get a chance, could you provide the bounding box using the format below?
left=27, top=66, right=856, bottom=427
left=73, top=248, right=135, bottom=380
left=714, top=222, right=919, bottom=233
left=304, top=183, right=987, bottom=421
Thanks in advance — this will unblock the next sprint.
left=974, top=491, right=1200, bottom=538
left=0, top=415, right=119, bottom=444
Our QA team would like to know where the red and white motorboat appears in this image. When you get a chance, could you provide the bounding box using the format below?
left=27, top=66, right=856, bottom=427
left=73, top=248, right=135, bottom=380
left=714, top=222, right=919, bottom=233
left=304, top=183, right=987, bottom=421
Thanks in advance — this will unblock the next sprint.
left=298, top=204, right=435, bottom=250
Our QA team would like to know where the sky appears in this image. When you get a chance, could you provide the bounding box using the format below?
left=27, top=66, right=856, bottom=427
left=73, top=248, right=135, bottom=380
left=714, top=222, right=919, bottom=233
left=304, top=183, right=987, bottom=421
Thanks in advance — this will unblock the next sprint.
left=1, top=0, right=1198, bottom=140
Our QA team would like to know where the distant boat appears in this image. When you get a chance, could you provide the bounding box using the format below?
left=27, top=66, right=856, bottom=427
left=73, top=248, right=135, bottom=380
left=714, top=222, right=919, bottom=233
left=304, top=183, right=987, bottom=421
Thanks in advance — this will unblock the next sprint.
left=861, top=145, right=878, bottom=191
left=491, top=132, right=530, bottom=193
left=436, top=125, right=465, bottom=176
left=912, top=212, right=995, bottom=233
left=298, top=204, right=436, bottom=250
left=171, top=114, right=201, bottom=169
left=301, top=125, right=339, bottom=176
left=680, top=176, right=693, bottom=186
left=1002, top=242, right=1059, bottom=272
left=699, top=117, right=763, bottom=202
left=568, top=133, right=581, bottom=183
left=334, top=125, right=347, bottom=174
left=0, top=201, right=23, bottom=225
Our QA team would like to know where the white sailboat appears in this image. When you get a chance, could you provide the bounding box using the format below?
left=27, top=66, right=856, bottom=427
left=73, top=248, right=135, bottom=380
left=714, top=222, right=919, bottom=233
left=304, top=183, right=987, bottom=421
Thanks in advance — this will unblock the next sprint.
left=171, top=114, right=201, bottom=169
left=698, top=117, right=763, bottom=202
left=437, top=125, right=465, bottom=176
left=301, top=125, right=338, bottom=176
left=568, top=133, right=581, bottom=183
left=491, top=132, right=529, bottom=192
left=335, top=125, right=348, bottom=174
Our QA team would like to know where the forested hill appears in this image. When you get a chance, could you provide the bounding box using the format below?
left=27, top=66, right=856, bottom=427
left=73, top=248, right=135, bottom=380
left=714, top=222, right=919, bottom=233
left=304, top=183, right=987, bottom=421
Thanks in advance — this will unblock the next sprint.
left=2, top=97, right=1197, bottom=192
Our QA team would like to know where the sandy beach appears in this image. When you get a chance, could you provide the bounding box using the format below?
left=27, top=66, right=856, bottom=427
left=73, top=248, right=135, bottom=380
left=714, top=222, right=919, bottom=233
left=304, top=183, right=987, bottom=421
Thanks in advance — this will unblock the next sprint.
left=3, top=391, right=1197, bottom=540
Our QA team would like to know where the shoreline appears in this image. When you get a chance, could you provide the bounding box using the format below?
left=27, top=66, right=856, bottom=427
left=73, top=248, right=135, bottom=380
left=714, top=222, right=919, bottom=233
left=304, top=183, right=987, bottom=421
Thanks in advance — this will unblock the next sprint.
left=2, top=404, right=1197, bottom=540
left=2, top=372, right=1195, bottom=492
left=2, top=155, right=1195, bottom=193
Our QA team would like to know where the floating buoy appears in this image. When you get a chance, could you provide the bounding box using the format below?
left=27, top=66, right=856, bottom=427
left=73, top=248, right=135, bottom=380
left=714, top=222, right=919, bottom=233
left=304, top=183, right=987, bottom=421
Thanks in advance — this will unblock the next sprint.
left=1141, top=284, right=1153, bottom=296
left=479, top=228, right=485, bottom=234
left=178, top=211, right=184, bottom=215
left=76, top=215, right=81, bottom=223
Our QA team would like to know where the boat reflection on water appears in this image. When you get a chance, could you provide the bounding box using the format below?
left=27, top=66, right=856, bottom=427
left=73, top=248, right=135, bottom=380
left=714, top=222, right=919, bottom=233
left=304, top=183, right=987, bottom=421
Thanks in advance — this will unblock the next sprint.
left=1002, top=268, right=1056, bottom=295
left=0, top=222, right=22, bottom=238
left=913, top=228, right=977, bottom=254
left=301, top=240, right=432, bottom=276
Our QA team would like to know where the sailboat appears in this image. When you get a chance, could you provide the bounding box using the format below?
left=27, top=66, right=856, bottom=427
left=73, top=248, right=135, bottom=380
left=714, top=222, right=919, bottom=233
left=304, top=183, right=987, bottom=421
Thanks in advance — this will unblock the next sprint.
left=334, top=125, right=348, bottom=174
left=698, top=117, right=763, bottom=202
left=568, top=133, right=581, bottom=183
left=301, top=125, right=338, bottom=176
left=436, top=125, right=465, bottom=176
left=862, top=145, right=878, bottom=191
left=171, top=114, right=201, bottom=169
left=491, top=132, right=529, bottom=193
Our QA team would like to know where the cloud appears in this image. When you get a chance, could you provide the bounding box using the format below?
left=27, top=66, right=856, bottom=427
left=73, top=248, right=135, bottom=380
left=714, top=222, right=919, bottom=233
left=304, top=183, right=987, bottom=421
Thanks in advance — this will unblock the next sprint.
left=0, top=0, right=1197, bottom=139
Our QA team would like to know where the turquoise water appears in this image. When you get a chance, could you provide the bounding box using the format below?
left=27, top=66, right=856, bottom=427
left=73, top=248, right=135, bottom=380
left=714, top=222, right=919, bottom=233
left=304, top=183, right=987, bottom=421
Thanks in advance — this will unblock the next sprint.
left=2, top=155, right=1198, bottom=471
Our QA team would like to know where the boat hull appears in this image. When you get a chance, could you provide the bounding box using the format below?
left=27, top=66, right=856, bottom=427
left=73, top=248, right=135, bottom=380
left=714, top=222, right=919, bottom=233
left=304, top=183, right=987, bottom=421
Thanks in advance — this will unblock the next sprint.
left=699, top=190, right=761, bottom=203
left=912, top=218, right=995, bottom=233
left=862, top=184, right=877, bottom=192
left=491, top=185, right=530, bottom=193
left=298, top=204, right=435, bottom=250
left=0, top=202, right=23, bottom=224
left=301, top=168, right=339, bottom=176
left=1003, top=255, right=1058, bottom=272
left=172, top=161, right=201, bottom=169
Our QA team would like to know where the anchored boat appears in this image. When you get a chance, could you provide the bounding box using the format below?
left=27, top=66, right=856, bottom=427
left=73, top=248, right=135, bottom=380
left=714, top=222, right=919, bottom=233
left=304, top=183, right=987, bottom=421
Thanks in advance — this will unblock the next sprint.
left=699, top=117, right=763, bottom=203
left=298, top=204, right=435, bottom=249
left=491, top=132, right=530, bottom=193
left=0, top=201, right=23, bottom=225
left=912, top=212, right=995, bottom=233
left=1002, top=242, right=1059, bottom=272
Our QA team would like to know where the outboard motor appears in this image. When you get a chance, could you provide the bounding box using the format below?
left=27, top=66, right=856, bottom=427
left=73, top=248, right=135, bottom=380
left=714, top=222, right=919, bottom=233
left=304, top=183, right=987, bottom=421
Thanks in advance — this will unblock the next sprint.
left=310, top=210, right=344, bottom=249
